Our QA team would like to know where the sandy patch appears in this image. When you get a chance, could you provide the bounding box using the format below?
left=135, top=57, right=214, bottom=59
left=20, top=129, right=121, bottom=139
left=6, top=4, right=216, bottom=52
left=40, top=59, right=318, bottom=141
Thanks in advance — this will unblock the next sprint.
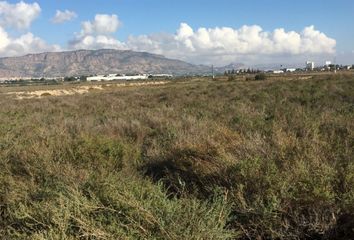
left=298, top=76, right=312, bottom=80
left=6, top=81, right=168, bottom=100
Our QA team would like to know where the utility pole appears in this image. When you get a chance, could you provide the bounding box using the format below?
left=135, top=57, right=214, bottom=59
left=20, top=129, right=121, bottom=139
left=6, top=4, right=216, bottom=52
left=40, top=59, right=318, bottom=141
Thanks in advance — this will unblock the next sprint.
left=212, top=65, right=215, bottom=79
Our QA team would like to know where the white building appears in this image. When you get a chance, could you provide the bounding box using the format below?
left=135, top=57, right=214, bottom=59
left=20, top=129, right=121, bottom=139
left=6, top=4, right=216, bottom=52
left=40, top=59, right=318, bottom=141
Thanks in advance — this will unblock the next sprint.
left=324, top=61, right=332, bottom=70
left=273, top=70, right=284, bottom=74
left=306, top=61, right=315, bottom=71
left=285, top=68, right=296, bottom=72
left=87, top=74, right=149, bottom=82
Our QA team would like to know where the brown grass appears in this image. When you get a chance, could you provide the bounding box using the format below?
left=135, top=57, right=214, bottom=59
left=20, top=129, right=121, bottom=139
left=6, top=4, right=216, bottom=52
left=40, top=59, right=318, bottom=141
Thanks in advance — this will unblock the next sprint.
left=0, top=73, right=353, bottom=239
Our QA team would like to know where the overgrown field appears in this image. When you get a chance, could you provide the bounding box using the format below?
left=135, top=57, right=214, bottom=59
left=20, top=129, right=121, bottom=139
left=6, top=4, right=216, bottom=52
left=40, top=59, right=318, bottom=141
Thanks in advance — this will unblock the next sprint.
left=0, top=74, right=353, bottom=239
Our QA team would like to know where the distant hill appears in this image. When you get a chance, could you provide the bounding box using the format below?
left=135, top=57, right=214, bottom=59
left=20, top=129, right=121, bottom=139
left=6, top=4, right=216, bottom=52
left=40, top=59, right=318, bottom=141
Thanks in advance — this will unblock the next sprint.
left=214, top=63, right=247, bottom=73
left=0, top=49, right=210, bottom=78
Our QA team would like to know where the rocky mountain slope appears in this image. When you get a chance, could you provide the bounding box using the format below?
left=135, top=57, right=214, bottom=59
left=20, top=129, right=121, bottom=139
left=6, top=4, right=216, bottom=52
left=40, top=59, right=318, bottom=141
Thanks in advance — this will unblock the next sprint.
left=0, top=49, right=210, bottom=78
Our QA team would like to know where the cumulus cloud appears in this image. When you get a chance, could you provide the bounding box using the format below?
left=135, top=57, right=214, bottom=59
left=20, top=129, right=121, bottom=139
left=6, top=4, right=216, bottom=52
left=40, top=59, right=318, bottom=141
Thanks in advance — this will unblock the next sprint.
left=0, top=1, right=41, bottom=29
left=69, top=17, right=335, bottom=65
left=69, top=35, right=125, bottom=50
left=0, top=1, right=60, bottom=57
left=0, top=26, right=60, bottom=57
left=0, top=26, right=9, bottom=49
left=81, top=14, right=120, bottom=35
left=69, top=14, right=125, bottom=50
left=125, top=23, right=336, bottom=64
left=52, top=10, right=77, bottom=24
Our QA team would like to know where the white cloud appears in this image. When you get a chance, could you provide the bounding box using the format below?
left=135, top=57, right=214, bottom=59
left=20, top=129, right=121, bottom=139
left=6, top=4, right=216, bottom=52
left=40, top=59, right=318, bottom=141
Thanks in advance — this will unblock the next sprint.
left=52, top=10, right=77, bottom=24
left=68, top=20, right=336, bottom=65
left=0, top=26, right=60, bottom=57
left=0, top=1, right=59, bottom=57
left=125, top=23, right=336, bottom=64
left=69, top=14, right=125, bottom=50
left=0, top=25, right=10, bottom=49
left=81, top=14, right=120, bottom=35
left=69, top=35, right=125, bottom=50
left=0, top=1, right=41, bottom=29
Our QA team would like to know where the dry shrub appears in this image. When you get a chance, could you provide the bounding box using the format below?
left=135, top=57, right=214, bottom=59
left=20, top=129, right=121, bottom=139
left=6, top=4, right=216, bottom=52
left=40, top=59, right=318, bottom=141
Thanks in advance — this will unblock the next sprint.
left=1, top=73, right=353, bottom=239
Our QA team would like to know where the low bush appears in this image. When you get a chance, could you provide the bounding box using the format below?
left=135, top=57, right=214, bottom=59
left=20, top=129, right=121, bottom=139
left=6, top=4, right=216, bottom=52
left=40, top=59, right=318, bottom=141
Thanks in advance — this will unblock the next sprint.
left=255, top=73, right=267, bottom=80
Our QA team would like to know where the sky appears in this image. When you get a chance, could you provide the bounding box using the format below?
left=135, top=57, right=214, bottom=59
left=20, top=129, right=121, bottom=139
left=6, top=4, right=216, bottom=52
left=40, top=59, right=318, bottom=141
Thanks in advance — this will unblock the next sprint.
left=0, top=0, right=353, bottom=66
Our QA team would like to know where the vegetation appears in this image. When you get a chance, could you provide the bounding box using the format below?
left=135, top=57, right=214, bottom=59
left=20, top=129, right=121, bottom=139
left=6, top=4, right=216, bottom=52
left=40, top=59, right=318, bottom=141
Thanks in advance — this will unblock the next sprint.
left=0, top=73, right=353, bottom=239
left=255, top=73, right=267, bottom=80
left=228, top=75, right=236, bottom=81
left=0, top=78, right=61, bottom=87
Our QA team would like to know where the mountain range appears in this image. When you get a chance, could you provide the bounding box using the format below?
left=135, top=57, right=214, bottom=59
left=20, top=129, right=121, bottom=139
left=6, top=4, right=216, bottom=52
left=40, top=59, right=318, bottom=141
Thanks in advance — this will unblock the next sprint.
left=0, top=49, right=211, bottom=78
left=0, top=49, right=304, bottom=78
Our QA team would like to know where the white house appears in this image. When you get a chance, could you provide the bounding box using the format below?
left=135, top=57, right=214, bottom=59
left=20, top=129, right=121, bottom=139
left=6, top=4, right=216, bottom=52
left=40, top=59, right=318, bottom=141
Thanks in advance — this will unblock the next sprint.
left=87, top=74, right=149, bottom=82
left=306, top=61, right=315, bottom=70
left=150, top=74, right=173, bottom=78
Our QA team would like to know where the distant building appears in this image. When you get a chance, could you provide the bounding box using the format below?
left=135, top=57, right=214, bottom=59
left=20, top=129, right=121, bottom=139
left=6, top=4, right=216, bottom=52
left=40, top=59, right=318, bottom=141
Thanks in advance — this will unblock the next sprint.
left=87, top=73, right=173, bottom=82
left=285, top=68, right=296, bottom=72
left=87, top=74, right=149, bottom=82
left=324, top=61, right=332, bottom=70
left=273, top=70, right=284, bottom=74
left=306, top=61, right=315, bottom=71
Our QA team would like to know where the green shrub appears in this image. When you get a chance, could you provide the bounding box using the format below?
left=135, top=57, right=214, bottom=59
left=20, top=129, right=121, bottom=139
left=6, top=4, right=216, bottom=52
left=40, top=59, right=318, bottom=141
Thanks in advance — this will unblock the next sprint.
left=255, top=73, right=267, bottom=80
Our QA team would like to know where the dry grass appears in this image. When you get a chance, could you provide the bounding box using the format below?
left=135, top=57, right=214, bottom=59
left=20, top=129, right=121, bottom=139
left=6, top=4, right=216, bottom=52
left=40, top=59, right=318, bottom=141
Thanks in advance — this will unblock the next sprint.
left=0, top=73, right=353, bottom=239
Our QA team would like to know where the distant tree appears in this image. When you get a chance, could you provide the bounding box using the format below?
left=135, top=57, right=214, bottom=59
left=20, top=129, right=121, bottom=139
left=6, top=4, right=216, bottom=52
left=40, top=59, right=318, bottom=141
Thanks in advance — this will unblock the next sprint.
left=64, top=76, right=76, bottom=81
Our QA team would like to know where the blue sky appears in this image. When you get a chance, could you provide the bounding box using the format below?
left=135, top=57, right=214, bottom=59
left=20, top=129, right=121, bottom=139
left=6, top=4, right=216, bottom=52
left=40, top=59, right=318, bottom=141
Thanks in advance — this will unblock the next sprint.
left=0, top=0, right=353, bottom=65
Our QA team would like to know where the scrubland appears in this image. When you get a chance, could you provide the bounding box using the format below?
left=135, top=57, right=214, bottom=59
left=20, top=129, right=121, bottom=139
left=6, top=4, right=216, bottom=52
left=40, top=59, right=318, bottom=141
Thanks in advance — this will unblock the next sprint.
left=0, top=73, right=353, bottom=239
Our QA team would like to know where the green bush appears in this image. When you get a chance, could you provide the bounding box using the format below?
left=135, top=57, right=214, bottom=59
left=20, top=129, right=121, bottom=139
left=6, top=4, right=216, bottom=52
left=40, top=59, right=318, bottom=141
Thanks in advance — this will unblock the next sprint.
left=255, top=73, right=267, bottom=80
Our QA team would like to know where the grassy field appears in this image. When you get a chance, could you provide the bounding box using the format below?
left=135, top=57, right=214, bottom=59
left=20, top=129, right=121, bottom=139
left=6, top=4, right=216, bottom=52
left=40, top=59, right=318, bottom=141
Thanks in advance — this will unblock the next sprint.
left=0, top=73, right=353, bottom=239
